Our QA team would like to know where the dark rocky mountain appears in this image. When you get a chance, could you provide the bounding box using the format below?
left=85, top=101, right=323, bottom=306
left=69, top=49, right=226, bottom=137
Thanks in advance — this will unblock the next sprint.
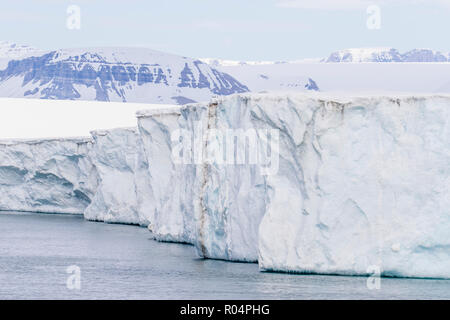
left=0, top=47, right=249, bottom=105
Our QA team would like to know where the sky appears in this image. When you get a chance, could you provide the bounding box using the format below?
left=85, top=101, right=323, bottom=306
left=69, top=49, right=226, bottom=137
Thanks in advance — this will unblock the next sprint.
left=0, top=0, right=449, bottom=61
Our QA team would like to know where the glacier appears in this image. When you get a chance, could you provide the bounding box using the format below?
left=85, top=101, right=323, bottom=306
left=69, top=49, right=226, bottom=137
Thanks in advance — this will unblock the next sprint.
left=0, top=137, right=97, bottom=214
left=137, top=93, right=450, bottom=276
left=84, top=128, right=153, bottom=226
left=137, top=106, right=200, bottom=243
left=0, top=93, right=448, bottom=279
left=188, top=99, right=269, bottom=262
left=137, top=102, right=266, bottom=262
left=244, top=93, right=450, bottom=278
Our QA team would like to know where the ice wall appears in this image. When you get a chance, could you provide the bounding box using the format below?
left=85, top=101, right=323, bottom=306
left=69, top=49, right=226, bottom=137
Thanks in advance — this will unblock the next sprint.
left=84, top=128, right=153, bottom=226
left=231, top=93, right=449, bottom=279
left=1, top=93, right=448, bottom=278
left=189, top=99, right=269, bottom=262
left=137, top=106, right=202, bottom=243
left=156, top=93, right=449, bottom=276
left=137, top=101, right=268, bottom=262
left=0, top=137, right=96, bottom=214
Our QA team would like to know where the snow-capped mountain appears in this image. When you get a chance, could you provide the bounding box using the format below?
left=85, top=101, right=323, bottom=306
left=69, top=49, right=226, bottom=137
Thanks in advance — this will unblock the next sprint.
left=401, top=49, right=449, bottom=62
left=217, top=58, right=450, bottom=94
left=202, top=47, right=450, bottom=66
left=4, top=42, right=449, bottom=105
left=206, top=47, right=450, bottom=94
left=0, top=47, right=249, bottom=105
left=324, top=48, right=450, bottom=63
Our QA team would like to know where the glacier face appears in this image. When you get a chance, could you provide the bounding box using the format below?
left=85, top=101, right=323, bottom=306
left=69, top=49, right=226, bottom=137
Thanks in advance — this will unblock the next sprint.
left=189, top=98, right=270, bottom=262
left=0, top=48, right=249, bottom=105
left=137, top=106, right=201, bottom=243
left=136, top=99, right=271, bottom=261
left=239, top=94, right=450, bottom=278
left=84, top=128, right=153, bottom=226
left=137, top=102, right=267, bottom=262
left=0, top=137, right=96, bottom=214
left=0, top=93, right=448, bottom=278
left=137, top=93, right=450, bottom=273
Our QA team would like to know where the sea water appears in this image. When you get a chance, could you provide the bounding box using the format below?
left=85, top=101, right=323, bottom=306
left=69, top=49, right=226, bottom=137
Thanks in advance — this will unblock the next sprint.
left=0, top=212, right=448, bottom=300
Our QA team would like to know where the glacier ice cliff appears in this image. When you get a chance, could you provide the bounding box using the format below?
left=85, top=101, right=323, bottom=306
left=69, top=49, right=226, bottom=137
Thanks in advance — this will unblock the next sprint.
left=235, top=93, right=449, bottom=278
left=188, top=99, right=269, bottom=262
left=137, top=93, right=450, bottom=275
left=0, top=93, right=448, bottom=279
left=137, top=102, right=266, bottom=262
left=137, top=106, right=201, bottom=243
left=0, top=137, right=96, bottom=214
left=84, top=128, right=153, bottom=226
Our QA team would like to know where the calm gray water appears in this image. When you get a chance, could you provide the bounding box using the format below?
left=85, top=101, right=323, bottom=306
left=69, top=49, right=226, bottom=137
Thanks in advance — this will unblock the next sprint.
left=0, top=211, right=449, bottom=300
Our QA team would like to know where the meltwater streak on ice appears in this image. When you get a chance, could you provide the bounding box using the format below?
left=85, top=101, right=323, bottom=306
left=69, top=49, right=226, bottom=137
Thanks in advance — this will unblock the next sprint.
left=0, top=212, right=449, bottom=300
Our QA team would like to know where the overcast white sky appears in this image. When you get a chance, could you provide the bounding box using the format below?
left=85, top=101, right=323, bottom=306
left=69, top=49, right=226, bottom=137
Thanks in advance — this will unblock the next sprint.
left=0, top=0, right=449, bottom=60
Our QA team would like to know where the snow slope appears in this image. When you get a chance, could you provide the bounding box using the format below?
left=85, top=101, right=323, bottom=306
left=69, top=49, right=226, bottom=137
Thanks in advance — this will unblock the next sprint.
left=1, top=44, right=449, bottom=106
left=219, top=62, right=450, bottom=94
left=204, top=47, right=450, bottom=95
left=0, top=41, right=41, bottom=70
left=0, top=137, right=97, bottom=214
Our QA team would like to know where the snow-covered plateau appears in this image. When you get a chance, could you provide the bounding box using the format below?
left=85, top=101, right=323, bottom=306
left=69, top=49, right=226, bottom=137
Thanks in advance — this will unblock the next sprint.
left=0, top=93, right=448, bottom=279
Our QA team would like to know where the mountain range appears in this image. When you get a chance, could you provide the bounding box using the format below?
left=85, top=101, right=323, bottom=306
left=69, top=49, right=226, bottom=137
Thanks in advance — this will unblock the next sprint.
left=0, top=43, right=251, bottom=105
left=0, top=42, right=449, bottom=105
left=324, top=48, right=450, bottom=63
left=201, top=48, right=450, bottom=66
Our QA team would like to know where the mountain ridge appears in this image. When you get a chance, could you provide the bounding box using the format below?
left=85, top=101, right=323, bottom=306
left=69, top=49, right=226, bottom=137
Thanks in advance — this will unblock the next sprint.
left=0, top=46, right=250, bottom=105
left=200, top=47, right=450, bottom=66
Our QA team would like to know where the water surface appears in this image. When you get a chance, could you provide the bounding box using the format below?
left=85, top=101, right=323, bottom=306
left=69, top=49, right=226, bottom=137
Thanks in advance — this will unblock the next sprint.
left=0, top=212, right=448, bottom=299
